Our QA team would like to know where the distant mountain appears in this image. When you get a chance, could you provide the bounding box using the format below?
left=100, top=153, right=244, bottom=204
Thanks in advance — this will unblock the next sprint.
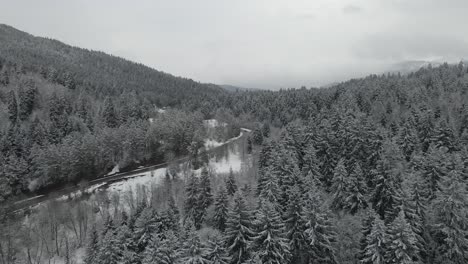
left=0, top=24, right=226, bottom=107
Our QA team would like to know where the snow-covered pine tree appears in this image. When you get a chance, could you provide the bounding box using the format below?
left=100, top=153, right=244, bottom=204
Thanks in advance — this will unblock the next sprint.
left=251, top=201, right=290, bottom=264
left=361, top=213, right=387, bottom=264
left=213, top=187, right=229, bottom=232
left=179, top=228, right=210, bottom=264
left=345, top=162, right=368, bottom=215
left=258, top=168, right=280, bottom=206
left=225, top=194, right=255, bottom=264
left=385, top=211, right=419, bottom=264
left=184, top=173, right=201, bottom=226
left=226, top=168, right=238, bottom=196
left=84, top=225, right=99, bottom=264
left=285, top=186, right=308, bottom=264
left=432, top=171, right=468, bottom=264
left=330, top=159, right=349, bottom=212
left=303, top=192, right=338, bottom=264
left=205, top=234, right=229, bottom=264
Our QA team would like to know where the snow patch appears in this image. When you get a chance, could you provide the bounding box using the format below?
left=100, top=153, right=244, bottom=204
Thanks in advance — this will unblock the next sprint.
left=204, top=139, right=224, bottom=149
left=107, top=167, right=167, bottom=193
left=107, top=164, right=120, bottom=175
left=204, top=119, right=227, bottom=128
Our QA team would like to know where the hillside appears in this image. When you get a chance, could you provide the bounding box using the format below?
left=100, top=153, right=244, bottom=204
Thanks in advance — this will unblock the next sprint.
left=0, top=24, right=226, bottom=108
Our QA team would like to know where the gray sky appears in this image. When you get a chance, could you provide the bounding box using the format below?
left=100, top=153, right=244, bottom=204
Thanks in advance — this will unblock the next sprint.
left=2, top=0, right=468, bottom=89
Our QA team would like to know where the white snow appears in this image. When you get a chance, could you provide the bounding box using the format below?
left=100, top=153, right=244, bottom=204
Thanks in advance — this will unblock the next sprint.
left=107, top=164, right=120, bottom=175
left=209, top=150, right=243, bottom=174
left=107, top=167, right=167, bottom=193
left=203, top=119, right=227, bottom=128
left=204, top=139, right=224, bottom=149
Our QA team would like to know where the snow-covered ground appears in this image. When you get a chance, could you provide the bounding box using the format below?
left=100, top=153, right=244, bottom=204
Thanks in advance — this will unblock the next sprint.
left=203, top=119, right=227, bottom=128
left=107, top=167, right=167, bottom=193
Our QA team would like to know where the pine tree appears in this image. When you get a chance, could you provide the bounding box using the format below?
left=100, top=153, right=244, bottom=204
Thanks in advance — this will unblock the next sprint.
left=431, top=120, right=457, bottom=152
left=398, top=119, right=419, bottom=161
left=418, top=145, right=449, bottom=200
left=179, top=228, right=210, bottom=264
left=84, top=225, right=99, bottom=264
left=385, top=211, right=419, bottom=264
left=205, top=234, right=229, bottom=264
left=371, top=140, right=403, bottom=220
left=199, top=166, right=213, bottom=209
left=330, top=159, right=348, bottom=211
left=103, top=97, right=118, bottom=128
left=432, top=171, right=468, bottom=264
left=359, top=211, right=376, bottom=263
left=225, top=194, right=255, bottom=264
left=302, top=145, right=322, bottom=182
left=185, top=173, right=201, bottom=226
left=361, top=214, right=386, bottom=264
left=213, top=187, right=229, bottom=232
left=285, top=187, right=308, bottom=264
left=97, top=230, right=121, bottom=264
left=303, top=192, right=337, bottom=264
left=258, top=168, right=280, bottom=205
left=345, top=162, right=368, bottom=215
left=142, top=232, right=181, bottom=264
left=166, top=196, right=180, bottom=232
left=251, top=201, right=290, bottom=264
left=226, top=168, right=238, bottom=196
left=7, top=90, right=17, bottom=123
left=18, top=84, right=36, bottom=121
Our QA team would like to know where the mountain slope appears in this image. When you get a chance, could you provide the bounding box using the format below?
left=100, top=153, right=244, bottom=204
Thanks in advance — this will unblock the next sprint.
left=0, top=24, right=226, bottom=107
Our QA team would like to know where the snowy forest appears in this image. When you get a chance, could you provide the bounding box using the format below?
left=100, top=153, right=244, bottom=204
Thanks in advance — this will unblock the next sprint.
left=1, top=23, right=468, bottom=264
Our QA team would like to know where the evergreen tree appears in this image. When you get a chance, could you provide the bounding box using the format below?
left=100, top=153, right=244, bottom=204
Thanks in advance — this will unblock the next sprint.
left=225, top=194, right=255, bottom=264
left=359, top=211, right=376, bottom=263
left=205, top=234, right=229, bottom=264
left=103, top=97, right=118, bottom=128
left=345, top=162, right=368, bottom=215
left=330, top=159, right=349, bottom=211
left=179, top=229, right=210, bottom=264
left=199, top=166, right=213, bottom=209
left=251, top=201, right=290, bottom=264
left=7, top=90, right=17, bottom=123
left=226, top=168, right=238, bottom=196
left=303, top=193, right=337, bottom=264
left=258, top=168, right=280, bottom=205
left=361, top=214, right=387, bottom=264
left=432, top=172, right=468, bottom=264
left=142, top=232, right=180, bottom=264
left=398, top=119, right=419, bottom=162
left=371, top=140, right=403, bottom=219
left=213, top=187, right=229, bottom=232
left=97, top=231, right=121, bottom=264
left=385, top=211, right=419, bottom=264
left=18, top=84, right=36, bottom=121
left=84, top=225, right=99, bottom=264
left=285, top=187, right=308, bottom=264
left=302, top=145, right=322, bottom=182
left=431, top=120, right=457, bottom=152
left=184, top=173, right=201, bottom=227
left=166, top=196, right=180, bottom=232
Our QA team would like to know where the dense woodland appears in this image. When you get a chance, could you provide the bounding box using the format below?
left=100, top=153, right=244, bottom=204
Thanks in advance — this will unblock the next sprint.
left=1, top=24, right=468, bottom=263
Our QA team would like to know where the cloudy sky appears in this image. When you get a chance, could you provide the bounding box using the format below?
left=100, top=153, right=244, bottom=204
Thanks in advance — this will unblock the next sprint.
left=2, top=0, right=468, bottom=89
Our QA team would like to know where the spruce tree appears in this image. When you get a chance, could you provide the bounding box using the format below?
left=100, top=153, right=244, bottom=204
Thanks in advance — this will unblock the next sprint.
left=361, top=214, right=387, bottom=264
left=103, top=97, right=118, bottom=128
left=285, top=187, right=308, bottom=264
left=258, top=168, right=280, bottom=205
left=84, top=225, right=99, bottom=264
left=205, top=234, right=229, bottom=264
left=179, top=228, right=210, bottom=264
left=345, top=162, right=368, bottom=215
left=226, top=168, right=238, bottom=196
left=199, top=166, right=213, bottom=209
left=303, top=192, right=338, bottom=264
left=184, top=173, right=201, bottom=227
left=97, top=231, right=121, bottom=264
left=385, top=211, right=419, bottom=264
left=359, top=211, right=376, bottom=263
left=330, top=159, right=348, bottom=211
left=213, top=187, right=229, bottom=231
left=7, top=90, right=17, bottom=123
left=225, top=194, right=255, bottom=264
left=251, top=201, right=290, bottom=264
left=432, top=171, right=468, bottom=263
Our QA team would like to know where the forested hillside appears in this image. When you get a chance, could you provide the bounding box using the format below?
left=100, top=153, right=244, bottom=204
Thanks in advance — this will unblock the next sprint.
left=1, top=24, right=468, bottom=264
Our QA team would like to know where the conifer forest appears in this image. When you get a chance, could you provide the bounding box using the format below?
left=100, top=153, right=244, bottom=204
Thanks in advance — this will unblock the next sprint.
left=1, top=2, right=468, bottom=263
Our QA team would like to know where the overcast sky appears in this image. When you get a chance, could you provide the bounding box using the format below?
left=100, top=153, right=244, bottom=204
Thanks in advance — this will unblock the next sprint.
left=2, top=0, right=468, bottom=89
